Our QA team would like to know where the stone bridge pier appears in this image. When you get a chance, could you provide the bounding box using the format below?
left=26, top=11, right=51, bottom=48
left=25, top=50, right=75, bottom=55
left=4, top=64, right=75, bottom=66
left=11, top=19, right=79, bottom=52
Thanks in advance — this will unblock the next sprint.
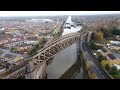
left=25, top=61, right=47, bottom=79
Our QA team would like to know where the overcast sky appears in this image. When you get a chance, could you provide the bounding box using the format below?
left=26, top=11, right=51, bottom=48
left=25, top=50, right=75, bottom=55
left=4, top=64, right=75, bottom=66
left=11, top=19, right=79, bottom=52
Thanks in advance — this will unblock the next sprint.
left=0, top=11, right=120, bottom=16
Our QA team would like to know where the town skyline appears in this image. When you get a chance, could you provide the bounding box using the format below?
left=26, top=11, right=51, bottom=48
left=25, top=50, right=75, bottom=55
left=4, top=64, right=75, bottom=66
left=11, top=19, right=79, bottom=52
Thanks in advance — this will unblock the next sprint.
left=0, top=11, right=120, bottom=17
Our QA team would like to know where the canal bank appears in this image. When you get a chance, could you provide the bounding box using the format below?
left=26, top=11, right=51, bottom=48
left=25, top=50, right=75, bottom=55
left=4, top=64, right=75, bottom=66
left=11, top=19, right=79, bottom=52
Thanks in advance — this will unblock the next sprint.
left=59, top=43, right=88, bottom=79
left=59, top=47, right=81, bottom=79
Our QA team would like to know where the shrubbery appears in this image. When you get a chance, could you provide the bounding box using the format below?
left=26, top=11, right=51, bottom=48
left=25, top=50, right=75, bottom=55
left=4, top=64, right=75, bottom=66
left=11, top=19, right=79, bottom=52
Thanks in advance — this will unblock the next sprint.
left=100, top=27, right=120, bottom=39
left=89, top=43, right=102, bottom=51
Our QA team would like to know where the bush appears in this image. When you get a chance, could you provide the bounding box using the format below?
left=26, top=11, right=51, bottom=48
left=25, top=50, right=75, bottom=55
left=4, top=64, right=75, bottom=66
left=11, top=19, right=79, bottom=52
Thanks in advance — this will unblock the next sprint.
left=100, top=28, right=112, bottom=38
left=98, top=54, right=105, bottom=63
left=10, top=47, right=17, bottom=52
left=109, top=66, right=119, bottom=75
left=108, top=66, right=120, bottom=79
left=105, top=64, right=110, bottom=71
left=100, top=27, right=120, bottom=38
left=111, top=27, right=120, bottom=35
left=27, top=46, right=37, bottom=55
left=112, top=73, right=120, bottom=79
left=89, top=43, right=102, bottom=51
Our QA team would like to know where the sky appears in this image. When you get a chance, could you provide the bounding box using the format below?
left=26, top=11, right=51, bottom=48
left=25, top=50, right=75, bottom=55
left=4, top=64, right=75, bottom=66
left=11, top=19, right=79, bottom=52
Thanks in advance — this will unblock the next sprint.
left=0, top=11, right=120, bottom=16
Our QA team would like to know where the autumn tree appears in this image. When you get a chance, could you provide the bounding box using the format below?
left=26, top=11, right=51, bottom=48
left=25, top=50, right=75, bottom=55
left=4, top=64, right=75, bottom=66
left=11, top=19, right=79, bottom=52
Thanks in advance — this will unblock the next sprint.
left=105, top=64, right=110, bottom=71
left=94, top=32, right=104, bottom=42
left=86, top=61, right=93, bottom=71
left=86, top=61, right=98, bottom=79
left=101, top=60, right=112, bottom=69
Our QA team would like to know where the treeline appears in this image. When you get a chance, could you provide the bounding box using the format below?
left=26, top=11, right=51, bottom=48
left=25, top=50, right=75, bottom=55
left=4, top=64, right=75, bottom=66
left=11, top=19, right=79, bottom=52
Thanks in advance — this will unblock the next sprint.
left=91, top=26, right=120, bottom=43
left=101, top=27, right=120, bottom=38
left=89, top=19, right=120, bottom=40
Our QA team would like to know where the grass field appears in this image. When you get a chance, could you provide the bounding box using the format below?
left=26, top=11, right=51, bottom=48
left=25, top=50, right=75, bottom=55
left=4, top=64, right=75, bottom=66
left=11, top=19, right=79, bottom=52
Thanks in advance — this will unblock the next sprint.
left=52, top=23, right=61, bottom=35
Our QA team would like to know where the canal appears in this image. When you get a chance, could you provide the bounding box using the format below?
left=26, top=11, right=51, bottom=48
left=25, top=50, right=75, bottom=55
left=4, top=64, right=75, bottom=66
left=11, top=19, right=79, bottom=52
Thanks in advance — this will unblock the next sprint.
left=46, top=26, right=82, bottom=79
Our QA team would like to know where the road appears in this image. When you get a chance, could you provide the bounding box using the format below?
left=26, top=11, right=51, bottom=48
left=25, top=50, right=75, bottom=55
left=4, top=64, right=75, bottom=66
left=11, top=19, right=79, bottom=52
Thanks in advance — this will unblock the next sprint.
left=81, top=32, right=112, bottom=79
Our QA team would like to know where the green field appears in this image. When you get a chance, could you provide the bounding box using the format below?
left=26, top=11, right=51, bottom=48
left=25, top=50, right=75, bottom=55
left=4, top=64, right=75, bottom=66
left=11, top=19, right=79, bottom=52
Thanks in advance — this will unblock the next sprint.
left=52, top=23, right=62, bottom=35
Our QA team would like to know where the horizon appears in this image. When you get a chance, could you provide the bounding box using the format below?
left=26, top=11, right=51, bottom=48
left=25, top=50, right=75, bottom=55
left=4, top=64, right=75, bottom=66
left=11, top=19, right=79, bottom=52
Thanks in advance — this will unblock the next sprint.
left=0, top=11, right=120, bottom=17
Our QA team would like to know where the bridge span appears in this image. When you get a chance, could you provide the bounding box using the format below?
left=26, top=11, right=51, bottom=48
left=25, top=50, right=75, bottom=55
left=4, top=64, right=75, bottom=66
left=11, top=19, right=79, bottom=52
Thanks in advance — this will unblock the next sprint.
left=0, top=32, right=81, bottom=79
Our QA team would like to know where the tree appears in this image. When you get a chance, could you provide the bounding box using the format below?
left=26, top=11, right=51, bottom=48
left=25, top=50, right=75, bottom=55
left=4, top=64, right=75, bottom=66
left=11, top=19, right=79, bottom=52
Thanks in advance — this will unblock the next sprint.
left=101, top=60, right=112, bottom=68
left=95, top=32, right=104, bottom=42
left=35, top=44, right=39, bottom=48
left=89, top=43, right=97, bottom=50
left=100, top=28, right=111, bottom=38
left=10, top=47, right=17, bottom=52
left=112, top=73, right=120, bottom=79
left=40, top=37, right=47, bottom=44
left=109, top=66, right=119, bottom=75
left=86, top=61, right=98, bottom=79
left=89, top=43, right=102, bottom=50
left=111, top=27, right=120, bottom=35
left=98, top=54, right=104, bottom=63
left=27, top=46, right=37, bottom=55
left=105, top=64, right=110, bottom=71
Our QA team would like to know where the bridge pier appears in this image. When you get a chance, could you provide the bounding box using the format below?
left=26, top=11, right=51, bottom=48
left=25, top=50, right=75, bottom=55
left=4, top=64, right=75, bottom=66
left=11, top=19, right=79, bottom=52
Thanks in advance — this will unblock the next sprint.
left=25, top=61, right=47, bottom=79
left=25, top=61, right=38, bottom=79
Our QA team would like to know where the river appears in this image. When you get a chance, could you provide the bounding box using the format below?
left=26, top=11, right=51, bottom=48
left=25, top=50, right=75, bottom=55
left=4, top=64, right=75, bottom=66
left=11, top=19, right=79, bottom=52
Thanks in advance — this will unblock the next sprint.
left=46, top=26, right=82, bottom=79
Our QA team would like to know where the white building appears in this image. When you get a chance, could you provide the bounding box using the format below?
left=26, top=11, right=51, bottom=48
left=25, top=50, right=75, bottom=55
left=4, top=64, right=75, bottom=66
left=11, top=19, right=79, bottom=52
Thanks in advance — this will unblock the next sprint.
left=110, top=41, right=120, bottom=45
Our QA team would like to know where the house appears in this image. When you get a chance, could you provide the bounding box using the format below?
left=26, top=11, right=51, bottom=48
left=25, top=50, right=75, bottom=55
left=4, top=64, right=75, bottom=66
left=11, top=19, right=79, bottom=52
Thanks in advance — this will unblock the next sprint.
left=110, top=41, right=120, bottom=45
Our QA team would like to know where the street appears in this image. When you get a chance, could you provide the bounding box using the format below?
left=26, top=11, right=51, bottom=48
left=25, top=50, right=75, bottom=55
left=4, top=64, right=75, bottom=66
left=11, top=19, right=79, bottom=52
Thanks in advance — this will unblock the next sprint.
left=81, top=33, right=112, bottom=79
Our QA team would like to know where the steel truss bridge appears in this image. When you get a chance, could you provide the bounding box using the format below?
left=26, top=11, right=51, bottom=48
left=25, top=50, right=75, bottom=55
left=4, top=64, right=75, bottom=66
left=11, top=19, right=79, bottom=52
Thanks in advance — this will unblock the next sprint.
left=0, top=32, right=81, bottom=79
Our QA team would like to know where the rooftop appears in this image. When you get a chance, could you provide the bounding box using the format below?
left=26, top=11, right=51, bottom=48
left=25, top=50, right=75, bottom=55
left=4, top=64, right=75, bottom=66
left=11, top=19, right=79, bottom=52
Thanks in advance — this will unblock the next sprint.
left=107, top=54, right=116, bottom=60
